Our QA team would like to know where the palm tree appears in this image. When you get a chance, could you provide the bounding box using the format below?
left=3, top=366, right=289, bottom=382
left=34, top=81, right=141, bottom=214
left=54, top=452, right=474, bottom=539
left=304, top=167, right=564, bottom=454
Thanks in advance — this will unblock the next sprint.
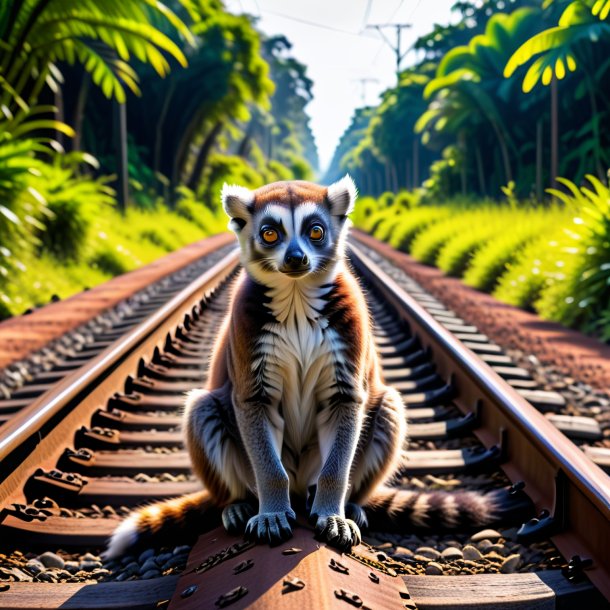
left=505, top=0, right=610, bottom=180
left=0, top=0, right=191, bottom=112
left=416, top=8, right=546, bottom=192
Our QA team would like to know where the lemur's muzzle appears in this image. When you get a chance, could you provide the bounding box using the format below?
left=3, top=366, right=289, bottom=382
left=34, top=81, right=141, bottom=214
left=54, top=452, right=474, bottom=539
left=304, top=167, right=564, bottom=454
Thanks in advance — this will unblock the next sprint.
left=282, top=247, right=311, bottom=276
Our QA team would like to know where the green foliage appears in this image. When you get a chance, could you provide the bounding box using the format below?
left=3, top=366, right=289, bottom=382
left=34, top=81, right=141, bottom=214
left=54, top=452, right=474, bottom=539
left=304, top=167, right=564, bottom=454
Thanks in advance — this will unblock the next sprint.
left=410, top=215, right=466, bottom=264
left=349, top=196, right=377, bottom=228
left=535, top=175, right=610, bottom=336
left=90, top=246, right=131, bottom=276
left=37, top=154, right=115, bottom=260
left=493, top=234, right=563, bottom=309
left=174, top=185, right=226, bottom=235
left=505, top=0, right=610, bottom=91
left=387, top=207, right=454, bottom=251
left=0, top=0, right=190, bottom=111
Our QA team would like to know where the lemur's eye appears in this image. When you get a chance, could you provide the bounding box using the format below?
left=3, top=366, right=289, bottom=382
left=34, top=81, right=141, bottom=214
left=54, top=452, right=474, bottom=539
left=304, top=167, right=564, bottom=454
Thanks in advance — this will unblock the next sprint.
left=309, top=225, right=324, bottom=241
left=261, top=227, right=279, bottom=244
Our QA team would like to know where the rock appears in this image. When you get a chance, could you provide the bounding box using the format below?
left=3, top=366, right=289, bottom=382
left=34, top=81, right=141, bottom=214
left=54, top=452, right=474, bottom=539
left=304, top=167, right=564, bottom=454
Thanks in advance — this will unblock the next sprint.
left=81, top=552, right=100, bottom=562
left=38, top=552, right=64, bottom=570
left=138, top=549, right=155, bottom=564
left=477, top=539, right=493, bottom=552
left=64, top=561, right=80, bottom=574
left=441, top=547, right=463, bottom=561
left=79, top=561, right=103, bottom=572
left=470, top=529, right=502, bottom=543
left=394, top=546, right=413, bottom=557
left=24, top=560, right=45, bottom=576
left=35, top=572, right=56, bottom=583
left=161, top=555, right=187, bottom=571
left=123, top=561, right=140, bottom=577
left=487, top=544, right=506, bottom=556
left=139, top=558, right=158, bottom=574
left=375, top=542, right=393, bottom=550
left=155, top=553, right=172, bottom=566
left=91, top=569, right=111, bottom=579
left=425, top=562, right=443, bottom=575
left=141, top=569, right=161, bottom=579
left=462, top=545, right=482, bottom=561
left=500, top=554, right=521, bottom=574
left=52, top=569, right=73, bottom=581
left=8, top=568, right=31, bottom=582
left=172, top=545, right=191, bottom=556
left=415, top=546, right=440, bottom=560
left=376, top=552, right=388, bottom=561
left=413, top=555, right=432, bottom=563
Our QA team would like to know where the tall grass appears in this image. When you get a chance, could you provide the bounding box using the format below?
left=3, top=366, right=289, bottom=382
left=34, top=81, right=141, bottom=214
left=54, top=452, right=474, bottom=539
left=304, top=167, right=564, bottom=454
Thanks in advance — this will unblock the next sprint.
left=353, top=187, right=608, bottom=340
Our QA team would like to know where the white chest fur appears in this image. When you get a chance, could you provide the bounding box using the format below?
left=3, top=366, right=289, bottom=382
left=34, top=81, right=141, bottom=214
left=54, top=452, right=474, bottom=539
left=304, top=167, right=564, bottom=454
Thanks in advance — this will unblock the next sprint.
left=251, top=279, right=347, bottom=491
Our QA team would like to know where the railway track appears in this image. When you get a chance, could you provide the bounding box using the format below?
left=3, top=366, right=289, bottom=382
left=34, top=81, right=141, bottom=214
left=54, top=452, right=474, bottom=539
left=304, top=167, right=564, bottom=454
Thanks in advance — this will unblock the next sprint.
left=0, top=236, right=608, bottom=609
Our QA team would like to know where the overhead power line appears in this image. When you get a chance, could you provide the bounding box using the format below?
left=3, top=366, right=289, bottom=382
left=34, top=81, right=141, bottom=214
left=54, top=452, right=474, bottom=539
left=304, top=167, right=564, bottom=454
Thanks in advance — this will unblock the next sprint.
left=365, top=22, right=413, bottom=75
left=263, top=9, right=377, bottom=38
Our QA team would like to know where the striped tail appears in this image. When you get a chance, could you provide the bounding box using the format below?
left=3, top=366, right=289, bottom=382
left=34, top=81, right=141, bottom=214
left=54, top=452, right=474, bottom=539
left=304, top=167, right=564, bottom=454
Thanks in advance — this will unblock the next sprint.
left=364, top=484, right=533, bottom=532
left=104, top=491, right=221, bottom=559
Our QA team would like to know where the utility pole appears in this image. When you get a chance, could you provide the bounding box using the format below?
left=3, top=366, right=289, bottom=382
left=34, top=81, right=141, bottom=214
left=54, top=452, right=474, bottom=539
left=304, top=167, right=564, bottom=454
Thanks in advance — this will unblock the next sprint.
left=352, top=77, right=379, bottom=105
left=366, top=23, right=413, bottom=78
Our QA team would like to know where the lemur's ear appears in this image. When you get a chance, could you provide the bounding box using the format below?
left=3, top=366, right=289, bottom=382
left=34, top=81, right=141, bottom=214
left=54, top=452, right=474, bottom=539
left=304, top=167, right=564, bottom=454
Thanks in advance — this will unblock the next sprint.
left=221, top=183, right=254, bottom=230
left=327, top=174, right=357, bottom=217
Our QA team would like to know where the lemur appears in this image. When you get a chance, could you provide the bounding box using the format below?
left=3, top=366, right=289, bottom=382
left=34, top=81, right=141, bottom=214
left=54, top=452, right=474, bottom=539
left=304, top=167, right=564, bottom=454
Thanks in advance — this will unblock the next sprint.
left=106, top=176, right=530, bottom=558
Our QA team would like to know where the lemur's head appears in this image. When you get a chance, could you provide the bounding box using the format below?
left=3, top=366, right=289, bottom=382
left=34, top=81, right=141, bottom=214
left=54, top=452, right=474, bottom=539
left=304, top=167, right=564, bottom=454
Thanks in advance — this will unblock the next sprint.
left=221, top=176, right=357, bottom=286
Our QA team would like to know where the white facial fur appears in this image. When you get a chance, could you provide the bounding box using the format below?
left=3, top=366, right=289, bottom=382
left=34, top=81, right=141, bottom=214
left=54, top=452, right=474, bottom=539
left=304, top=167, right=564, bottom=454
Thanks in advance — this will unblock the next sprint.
left=221, top=176, right=357, bottom=288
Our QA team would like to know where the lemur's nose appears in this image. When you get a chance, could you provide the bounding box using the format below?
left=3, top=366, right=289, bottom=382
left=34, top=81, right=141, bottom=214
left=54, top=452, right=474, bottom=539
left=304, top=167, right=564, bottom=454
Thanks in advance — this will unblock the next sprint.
left=285, top=249, right=309, bottom=269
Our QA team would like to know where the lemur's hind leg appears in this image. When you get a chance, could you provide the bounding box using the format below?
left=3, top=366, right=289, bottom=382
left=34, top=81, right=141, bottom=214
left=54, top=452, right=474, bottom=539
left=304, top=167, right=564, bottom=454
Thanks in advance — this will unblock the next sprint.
left=183, top=383, right=252, bottom=509
left=349, top=387, right=407, bottom=514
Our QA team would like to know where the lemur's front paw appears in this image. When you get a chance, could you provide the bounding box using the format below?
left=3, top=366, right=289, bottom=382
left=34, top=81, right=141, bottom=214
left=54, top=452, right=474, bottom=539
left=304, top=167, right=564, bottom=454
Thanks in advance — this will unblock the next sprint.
left=312, top=514, right=361, bottom=552
left=244, top=509, right=296, bottom=546
left=222, top=502, right=256, bottom=535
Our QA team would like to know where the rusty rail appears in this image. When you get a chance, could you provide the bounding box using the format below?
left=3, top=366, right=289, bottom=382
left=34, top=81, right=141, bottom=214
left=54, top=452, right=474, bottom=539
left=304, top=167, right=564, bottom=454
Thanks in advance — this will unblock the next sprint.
left=0, top=249, right=240, bottom=506
left=0, top=236, right=608, bottom=608
left=350, top=242, right=610, bottom=600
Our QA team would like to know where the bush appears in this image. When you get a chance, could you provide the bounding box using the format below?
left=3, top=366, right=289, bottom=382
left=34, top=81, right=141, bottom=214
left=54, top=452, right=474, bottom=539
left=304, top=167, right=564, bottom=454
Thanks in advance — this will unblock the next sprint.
left=37, top=154, right=115, bottom=260
left=535, top=176, right=610, bottom=335
left=436, top=214, right=505, bottom=276
left=410, top=215, right=470, bottom=264
left=89, top=247, right=131, bottom=276
left=387, top=207, right=453, bottom=250
left=494, top=234, right=565, bottom=310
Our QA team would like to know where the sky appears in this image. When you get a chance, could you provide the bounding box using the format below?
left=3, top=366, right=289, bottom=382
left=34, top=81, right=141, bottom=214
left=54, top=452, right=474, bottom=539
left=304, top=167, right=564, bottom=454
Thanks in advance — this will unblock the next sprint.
left=224, top=0, right=460, bottom=173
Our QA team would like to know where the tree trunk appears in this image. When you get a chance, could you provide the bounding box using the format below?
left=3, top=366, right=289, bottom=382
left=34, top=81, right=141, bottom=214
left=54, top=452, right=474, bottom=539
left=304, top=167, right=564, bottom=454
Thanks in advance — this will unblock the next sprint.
left=536, top=119, right=543, bottom=201
left=491, top=120, right=513, bottom=184
left=585, top=74, right=604, bottom=180
left=113, top=100, right=129, bottom=212
left=154, top=80, right=176, bottom=177
left=459, top=132, right=467, bottom=196
left=412, top=138, right=419, bottom=188
left=550, top=77, right=558, bottom=189
left=475, top=145, right=486, bottom=197
left=54, top=87, right=64, bottom=149
left=237, top=121, right=255, bottom=159
left=391, top=162, right=398, bottom=192
left=185, top=120, right=224, bottom=192
left=72, top=73, right=90, bottom=153
left=375, top=170, right=382, bottom=196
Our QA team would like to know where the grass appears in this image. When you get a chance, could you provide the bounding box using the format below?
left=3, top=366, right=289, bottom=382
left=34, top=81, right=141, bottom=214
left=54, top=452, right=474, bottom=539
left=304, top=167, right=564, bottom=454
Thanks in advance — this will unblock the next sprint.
left=354, top=187, right=606, bottom=340
left=1, top=202, right=226, bottom=318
